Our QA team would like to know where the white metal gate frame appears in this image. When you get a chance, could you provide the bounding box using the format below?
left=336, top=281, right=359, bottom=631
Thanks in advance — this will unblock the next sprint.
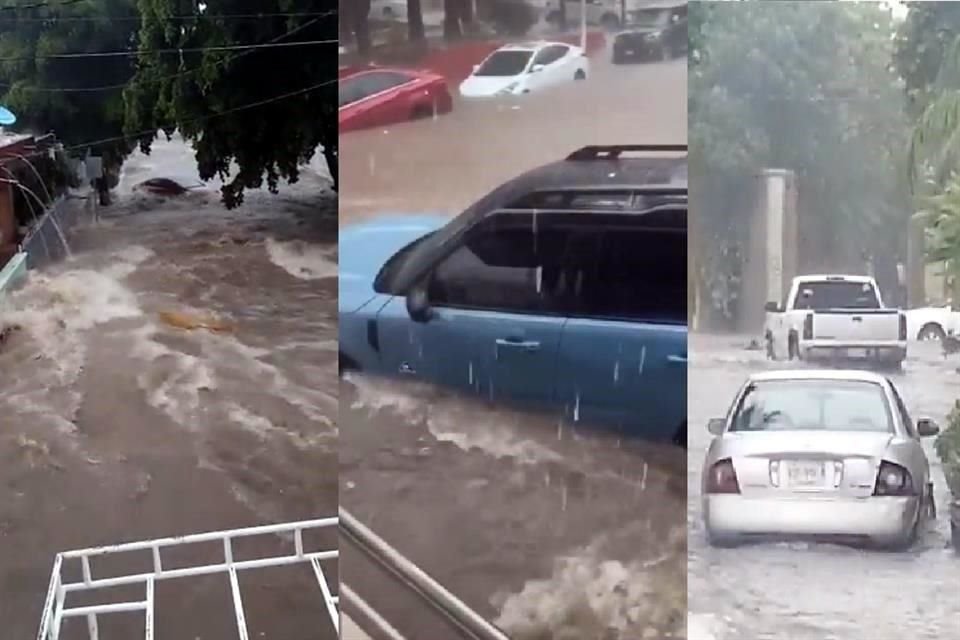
left=36, top=517, right=339, bottom=640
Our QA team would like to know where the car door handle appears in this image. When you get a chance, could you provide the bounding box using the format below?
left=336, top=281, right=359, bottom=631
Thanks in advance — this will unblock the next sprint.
left=666, top=354, right=687, bottom=364
left=496, top=338, right=541, bottom=352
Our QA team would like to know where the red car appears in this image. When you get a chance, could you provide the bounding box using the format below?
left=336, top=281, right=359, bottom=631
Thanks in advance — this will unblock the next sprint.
left=339, top=67, right=454, bottom=133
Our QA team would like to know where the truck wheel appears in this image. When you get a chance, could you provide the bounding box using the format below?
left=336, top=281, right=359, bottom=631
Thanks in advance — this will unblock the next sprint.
left=788, top=334, right=800, bottom=360
left=918, top=323, right=945, bottom=342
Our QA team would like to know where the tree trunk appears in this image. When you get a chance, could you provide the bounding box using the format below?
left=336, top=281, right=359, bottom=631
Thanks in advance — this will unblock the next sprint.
left=354, top=0, right=373, bottom=56
left=461, top=0, right=474, bottom=26
left=443, top=0, right=463, bottom=41
left=407, top=0, right=426, bottom=43
left=558, top=0, right=568, bottom=32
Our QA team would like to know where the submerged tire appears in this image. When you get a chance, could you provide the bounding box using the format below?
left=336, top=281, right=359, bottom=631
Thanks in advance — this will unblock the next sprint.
left=918, top=322, right=946, bottom=342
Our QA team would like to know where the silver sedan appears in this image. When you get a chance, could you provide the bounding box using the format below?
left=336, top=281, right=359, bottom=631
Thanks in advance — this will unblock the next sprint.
left=701, top=369, right=939, bottom=549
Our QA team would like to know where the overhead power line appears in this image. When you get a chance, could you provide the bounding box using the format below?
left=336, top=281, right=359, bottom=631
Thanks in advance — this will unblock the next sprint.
left=0, top=38, right=335, bottom=63
left=0, top=0, right=86, bottom=10
left=1, top=15, right=327, bottom=92
left=59, top=77, right=335, bottom=153
left=0, top=10, right=337, bottom=22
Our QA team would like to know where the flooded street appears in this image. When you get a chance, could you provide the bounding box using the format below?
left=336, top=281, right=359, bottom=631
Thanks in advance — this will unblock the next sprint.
left=340, top=49, right=687, bottom=637
left=687, top=333, right=960, bottom=640
left=0, top=137, right=338, bottom=638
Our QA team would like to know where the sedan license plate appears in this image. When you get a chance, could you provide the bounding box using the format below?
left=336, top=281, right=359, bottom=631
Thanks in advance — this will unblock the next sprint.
left=787, top=461, right=826, bottom=488
left=846, top=348, right=867, bottom=358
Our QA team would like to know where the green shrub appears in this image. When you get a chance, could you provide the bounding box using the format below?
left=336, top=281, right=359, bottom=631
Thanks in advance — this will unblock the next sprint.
left=934, top=399, right=960, bottom=498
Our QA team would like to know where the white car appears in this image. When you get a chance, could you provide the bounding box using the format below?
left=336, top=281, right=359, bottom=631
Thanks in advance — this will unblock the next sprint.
left=905, top=304, right=960, bottom=341
left=701, top=369, right=939, bottom=550
left=458, top=41, right=589, bottom=98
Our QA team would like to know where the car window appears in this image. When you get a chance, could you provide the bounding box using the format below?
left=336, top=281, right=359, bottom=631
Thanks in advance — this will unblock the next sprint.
left=427, top=207, right=685, bottom=321
left=729, top=379, right=894, bottom=433
left=338, top=71, right=412, bottom=107
left=427, top=211, right=545, bottom=314
left=572, top=216, right=686, bottom=323
left=793, top=280, right=880, bottom=310
left=474, top=51, right=533, bottom=77
left=887, top=380, right=917, bottom=437
left=534, top=45, right=569, bottom=66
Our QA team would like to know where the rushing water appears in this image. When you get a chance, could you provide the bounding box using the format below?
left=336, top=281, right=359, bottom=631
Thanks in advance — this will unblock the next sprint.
left=0, top=135, right=339, bottom=638
left=687, top=334, right=960, bottom=640
left=340, top=49, right=687, bottom=638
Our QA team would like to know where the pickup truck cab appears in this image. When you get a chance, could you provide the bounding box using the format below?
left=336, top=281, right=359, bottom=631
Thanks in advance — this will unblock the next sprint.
left=764, top=274, right=907, bottom=369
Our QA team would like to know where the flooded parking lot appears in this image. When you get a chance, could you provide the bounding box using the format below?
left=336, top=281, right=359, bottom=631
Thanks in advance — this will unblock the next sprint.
left=340, top=47, right=687, bottom=638
left=687, top=334, right=960, bottom=640
left=0, top=138, right=338, bottom=638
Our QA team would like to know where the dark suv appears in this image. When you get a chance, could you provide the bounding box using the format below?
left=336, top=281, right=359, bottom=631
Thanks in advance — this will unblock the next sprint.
left=612, top=2, right=688, bottom=64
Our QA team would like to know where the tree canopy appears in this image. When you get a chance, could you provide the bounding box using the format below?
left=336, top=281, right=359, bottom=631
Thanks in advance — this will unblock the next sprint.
left=690, top=2, right=909, bottom=277
left=124, top=0, right=337, bottom=208
left=0, top=0, right=139, bottom=168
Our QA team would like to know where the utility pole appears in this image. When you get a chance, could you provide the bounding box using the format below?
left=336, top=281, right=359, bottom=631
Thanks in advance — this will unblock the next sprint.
left=580, top=0, right=587, bottom=49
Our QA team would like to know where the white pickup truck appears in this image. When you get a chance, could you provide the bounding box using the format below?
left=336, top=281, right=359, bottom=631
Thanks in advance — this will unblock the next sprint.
left=764, top=274, right=907, bottom=368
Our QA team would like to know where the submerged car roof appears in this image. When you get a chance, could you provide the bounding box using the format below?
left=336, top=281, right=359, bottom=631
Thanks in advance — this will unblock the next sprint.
left=748, top=370, right=890, bottom=385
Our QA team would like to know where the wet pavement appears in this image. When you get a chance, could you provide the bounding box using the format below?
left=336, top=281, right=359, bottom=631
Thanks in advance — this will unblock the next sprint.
left=0, top=137, right=338, bottom=638
left=687, top=333, right=960, bottom=640
left=340, top=49, right=687, bottom=638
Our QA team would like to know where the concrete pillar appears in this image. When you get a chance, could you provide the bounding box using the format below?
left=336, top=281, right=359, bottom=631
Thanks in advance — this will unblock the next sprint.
left=907, top=214, right=926, bottom=308
left=739, top=169, right=797, bottom=334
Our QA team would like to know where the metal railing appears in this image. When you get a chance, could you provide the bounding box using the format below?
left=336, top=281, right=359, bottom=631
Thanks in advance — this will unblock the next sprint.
left=37, top=517, right=339, bottom=640
left=340, top=507, right=510, bottom=640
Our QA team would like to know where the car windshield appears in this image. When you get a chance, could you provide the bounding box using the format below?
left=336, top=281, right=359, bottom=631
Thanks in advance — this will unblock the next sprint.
left=474, top=50, right=533, bottom=76
left=729, top=379, right=894, bottom=433
left=793, top=280, right=880, bottom=310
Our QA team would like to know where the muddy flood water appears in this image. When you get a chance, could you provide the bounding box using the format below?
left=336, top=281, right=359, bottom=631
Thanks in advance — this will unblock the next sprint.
left=340, top=49, right=688, bottom=638
left=0, top=137, right=338, bottom=638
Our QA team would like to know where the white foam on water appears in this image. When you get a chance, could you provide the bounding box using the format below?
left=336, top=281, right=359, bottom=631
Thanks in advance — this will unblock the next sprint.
left=494, top=521, right=686, bottom=639
left=264, top=238, right=338, bottom=281
left=0, top=262, right=147, bottom=428
left=346, top=374, right=563, bottom=464
left=494, top=546, right=686, bottom=638
left=687, top=613, right=727, bottom=640
left=140, top=351, right=218, bottom=426
left=426, top=413, right=563, bottom=465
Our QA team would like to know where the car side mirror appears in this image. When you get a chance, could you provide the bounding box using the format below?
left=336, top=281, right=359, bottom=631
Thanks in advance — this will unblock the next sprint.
left=406, top=286, right=433, bottom=323
left=707, top=418, right=725, bottom=436
left=764, top=301, right=781, bottom=313
left=530, top=64, right=545, bottom=73
left=917, top=418, right=940, bottom=437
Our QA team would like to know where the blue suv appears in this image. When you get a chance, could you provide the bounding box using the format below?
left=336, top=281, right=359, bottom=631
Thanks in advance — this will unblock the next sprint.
left=339, top=145, right=688, bottom=446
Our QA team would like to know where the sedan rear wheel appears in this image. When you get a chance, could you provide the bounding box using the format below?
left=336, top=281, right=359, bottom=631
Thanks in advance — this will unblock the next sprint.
left=918, top=322, right=946, bottom=342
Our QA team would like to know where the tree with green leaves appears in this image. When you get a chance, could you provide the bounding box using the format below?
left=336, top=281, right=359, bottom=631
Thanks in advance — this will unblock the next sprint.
left=690, top=1, right=910, bottom=325
left=124, top=0, right=337, bottom=208
left=0, top=0, right=139, bottom=170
